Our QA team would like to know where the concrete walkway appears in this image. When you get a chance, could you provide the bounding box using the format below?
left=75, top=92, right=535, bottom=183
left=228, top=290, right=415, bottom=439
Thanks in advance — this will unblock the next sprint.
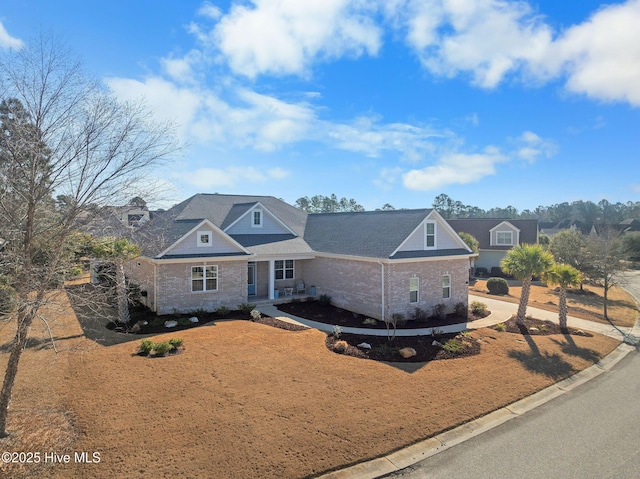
left=258, top=294, right=638, bottom=343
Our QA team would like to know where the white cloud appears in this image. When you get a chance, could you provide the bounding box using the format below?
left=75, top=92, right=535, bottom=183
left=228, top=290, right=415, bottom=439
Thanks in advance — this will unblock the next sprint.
left=513, top=130, right=556, bottom=162
left=207, top=0, right=382, bottom=78
left=402, top=146, right=506, bottom=191
left=174, top=166, right=291, bottom=189
left=0, top=22, right=23, bottom=49
left=398, top=0, right=553, bottom=88
left=198, top=2, right=222, bottom=20
left=551, top=0, right=640, bottom=105
left=374, top=167, right=404, bottom=190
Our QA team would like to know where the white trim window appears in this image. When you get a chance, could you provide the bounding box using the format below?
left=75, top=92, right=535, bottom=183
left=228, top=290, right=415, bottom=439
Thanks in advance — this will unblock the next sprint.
left=252, top=210, right=263, bottom=228
left=425, top=222, right=436, bottom=248
left=496, top=231, right=513, bottom=245
left=192, top=265, right=218, bottom=292
left=442, top=274, right=451, bottom=299
left=409, top=277, right=419, bottom=303
left=197, top=230, right=212, bottom=247
left=275, top=259, right=294, bottom=280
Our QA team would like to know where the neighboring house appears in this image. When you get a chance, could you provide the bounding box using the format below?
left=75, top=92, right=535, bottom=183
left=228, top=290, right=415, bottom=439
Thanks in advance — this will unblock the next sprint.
left=124, top=194, right=474, bottom=320
left=446, top=218, right=539, bottom=273
left=540, top=219, right=640, bottom=238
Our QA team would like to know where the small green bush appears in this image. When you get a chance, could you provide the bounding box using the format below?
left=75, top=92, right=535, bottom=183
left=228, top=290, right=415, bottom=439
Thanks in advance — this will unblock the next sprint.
left=442, top=338, right=466, bottom=354
left=454, top=301, right=468, bottom=318
left=139, top=339, right=154, bottom=355
left=318, top=294, right=332, bottom=306
left=487, top=277, right=509, bottom=295
left=495, top=322, right=506, bottom=332
left=250, top=309, right=262, bottom=321
left=237, top=303, right=256, bottom=314
left=153, top=341, right=172, bottom=356
left=169, top=338, right=184, bottom=349
left=363, top=318, right=378, bottom=326
left=177, top=316, right=192, bottom=326
left=470, top=301, right=488, bottom=316
left=215, top=306, right=230, bottom=317
left=332, top=325, right=342, bottom=339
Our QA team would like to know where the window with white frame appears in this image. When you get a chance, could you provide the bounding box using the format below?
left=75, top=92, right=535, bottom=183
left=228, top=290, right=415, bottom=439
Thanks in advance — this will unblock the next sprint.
left=425, top=222, right=436, bottom=248
left=496, top=231, right=513, bottom=245
left=409, top=277, right=419, bottom=303
left=275, top=259, right=294, bottom=280
left=197, top=230, right=212, bottom=247
left=252, top=210, right=263, bottom=228
left=442, top=275, right=451, bottom=299
left=191, top=265, right=218, bottom=292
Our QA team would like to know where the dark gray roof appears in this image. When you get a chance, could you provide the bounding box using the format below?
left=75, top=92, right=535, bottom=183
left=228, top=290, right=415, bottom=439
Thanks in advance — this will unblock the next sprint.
left=391, top=248, right=472, bottom=260
left=304, top=209, right=433, bottom=258
left=446, top=218, right=538, bottom=250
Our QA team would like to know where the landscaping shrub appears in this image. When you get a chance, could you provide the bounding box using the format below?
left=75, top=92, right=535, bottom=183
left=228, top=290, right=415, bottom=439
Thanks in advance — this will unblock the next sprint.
left=495, top=322, right=506, bottom=332
left=391, top=312, right=407, bottom=327
left=0, top=283, right=16, bottom=315
left=470, top=301, right=488, bottom=316
left=215, top=306, right=230, bottom=317
left=332, top=325, right=342, bottom=339
left=333, top=340, right=348, bottom=353
left=487, top=277, right=509, bottom=295
left=152, top=341, right=172, bottom=356
left=139, top=339, right=154, bottom=355
left=454, top=301, right=468, bottom=318
left=410, top=307, right=429, bottom=322
left=177, top=317, right=192, bottom=326
left=475, top=267, right=488, bottom=277
left=363, top=318, right=378, bottom=326
left=237, top=303, right=256, bottom=314
left=250, top=309, right=261, bottom=321
left=169, top=338, right=184, bottom=349
left=318, top=294, right=332, bottom=306
left=432, top=303, right=447, bottom=320
left=442, top=338, right=466, bottom=354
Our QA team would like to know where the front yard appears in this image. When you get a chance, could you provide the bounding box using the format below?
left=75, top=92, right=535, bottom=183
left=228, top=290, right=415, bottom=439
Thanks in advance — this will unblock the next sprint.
left=0, top=288, right=627, bottom=479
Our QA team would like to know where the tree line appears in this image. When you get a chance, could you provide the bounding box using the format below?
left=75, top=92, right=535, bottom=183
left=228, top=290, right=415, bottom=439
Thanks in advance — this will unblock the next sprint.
left=295, top=193, right=640, bottom=224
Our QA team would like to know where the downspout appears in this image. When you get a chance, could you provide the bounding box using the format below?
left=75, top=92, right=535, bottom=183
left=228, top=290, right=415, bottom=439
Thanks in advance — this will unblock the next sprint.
left=378, top=260, right=385, bottom=322
left=153, top=262, right=158, bottom=313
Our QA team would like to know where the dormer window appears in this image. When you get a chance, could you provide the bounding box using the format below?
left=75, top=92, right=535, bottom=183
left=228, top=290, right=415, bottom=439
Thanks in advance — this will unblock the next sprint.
left=252, top=210, right=263, bottom=228
left=197, top=230, right=212, bottom=247
left=496, top=231, right=513, bottom=245
left=425, top=222, right=436, bottom=249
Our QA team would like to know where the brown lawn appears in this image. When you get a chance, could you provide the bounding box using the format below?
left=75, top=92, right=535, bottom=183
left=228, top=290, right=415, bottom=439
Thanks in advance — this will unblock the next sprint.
left=470, top=280, right=638, bottom=327
left=0, top=290, right=627, bottom=479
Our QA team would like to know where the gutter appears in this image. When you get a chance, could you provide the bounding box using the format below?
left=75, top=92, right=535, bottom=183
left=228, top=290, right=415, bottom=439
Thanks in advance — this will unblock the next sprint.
left=378, top=260, right=385, bottom=322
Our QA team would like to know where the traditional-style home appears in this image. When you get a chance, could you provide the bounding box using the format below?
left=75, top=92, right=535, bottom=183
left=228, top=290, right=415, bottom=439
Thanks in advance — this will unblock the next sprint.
left=125, top=194, right=474, bottom=320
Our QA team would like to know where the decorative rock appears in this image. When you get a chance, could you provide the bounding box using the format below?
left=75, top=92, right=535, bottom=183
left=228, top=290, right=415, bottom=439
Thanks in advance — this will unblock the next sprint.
left=164, top=320, right=178, bottom=328
left=129, top=321, right=142, bottom=333
left=399, top=347, right=417, bottom=358
left=432, top=340, right=443, bottom=347
left=357, top=342, right=372, bottom=349
left=529, top=327, right=539, bottom=334
left=189, top=316, right=199, bottom=323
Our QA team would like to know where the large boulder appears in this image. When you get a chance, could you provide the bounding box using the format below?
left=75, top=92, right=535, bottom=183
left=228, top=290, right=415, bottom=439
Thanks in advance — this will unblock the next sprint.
left=399, top=347, right=417, bottom=358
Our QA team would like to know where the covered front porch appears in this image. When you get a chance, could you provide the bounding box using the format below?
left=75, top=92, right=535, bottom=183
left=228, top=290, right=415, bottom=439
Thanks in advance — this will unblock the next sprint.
left=247, top=258, right=314, bottom=302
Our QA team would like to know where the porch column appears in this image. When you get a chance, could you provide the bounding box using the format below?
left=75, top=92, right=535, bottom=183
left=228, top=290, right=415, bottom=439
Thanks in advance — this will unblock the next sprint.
left=268, top=259, right=275, bottom=300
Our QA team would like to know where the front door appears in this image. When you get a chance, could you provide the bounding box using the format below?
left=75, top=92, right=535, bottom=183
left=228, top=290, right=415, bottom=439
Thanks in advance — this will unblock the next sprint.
left=247, top=263, right=256, bottom=296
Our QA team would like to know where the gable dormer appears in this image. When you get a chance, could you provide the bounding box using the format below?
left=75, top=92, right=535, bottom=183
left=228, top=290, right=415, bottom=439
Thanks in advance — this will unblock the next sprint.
left=490, top=221, right=520, bottom=246
left=224, top=202, right=297, bottom=236
left=393, top=210, right=472, bottom=254
left=157, top=219, right=249, bottom=258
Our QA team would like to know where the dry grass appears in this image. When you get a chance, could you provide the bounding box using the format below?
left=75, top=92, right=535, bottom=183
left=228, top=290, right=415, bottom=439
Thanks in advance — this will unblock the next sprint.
left=0, top=289, right=629, bottom=479
left=470, top=280, right=638, bottom=327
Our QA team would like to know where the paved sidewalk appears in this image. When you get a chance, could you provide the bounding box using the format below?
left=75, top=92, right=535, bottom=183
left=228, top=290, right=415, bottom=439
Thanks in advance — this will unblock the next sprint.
left=259, top=294, right=637, bottom=342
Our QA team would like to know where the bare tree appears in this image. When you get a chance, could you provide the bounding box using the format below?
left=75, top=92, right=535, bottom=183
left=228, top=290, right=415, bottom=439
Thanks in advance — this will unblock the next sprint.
left=0, top=33, right=178, bottom=437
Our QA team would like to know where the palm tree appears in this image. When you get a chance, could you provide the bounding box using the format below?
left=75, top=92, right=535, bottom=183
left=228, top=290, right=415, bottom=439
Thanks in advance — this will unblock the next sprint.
left=93, top=237, right=141, bottom=325
left=542, top=263, right=583, bottom=330
left=500, top=244, right=555, bottom=325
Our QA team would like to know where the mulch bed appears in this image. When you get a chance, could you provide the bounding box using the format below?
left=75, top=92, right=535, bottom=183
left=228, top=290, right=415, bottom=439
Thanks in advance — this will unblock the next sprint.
left=499, top=316, right=594, bottom=337
left=278, top=300, right=484, bottom=329
left=326, top=332, right=481, bottom=362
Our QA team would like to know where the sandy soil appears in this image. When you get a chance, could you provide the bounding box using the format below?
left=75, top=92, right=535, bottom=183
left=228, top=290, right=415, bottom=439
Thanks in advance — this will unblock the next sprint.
left=470, top=281, right=637, bottom=327
left=0, top=289, right=624, bottom=479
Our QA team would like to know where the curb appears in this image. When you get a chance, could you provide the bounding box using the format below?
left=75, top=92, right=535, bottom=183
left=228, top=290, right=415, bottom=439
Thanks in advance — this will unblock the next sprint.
left=316, top=337, right=638, bottom=479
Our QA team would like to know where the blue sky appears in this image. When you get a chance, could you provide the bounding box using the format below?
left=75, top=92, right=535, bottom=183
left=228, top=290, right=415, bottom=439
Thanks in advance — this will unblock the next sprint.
left=1, top=0, right=639, bottom=211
